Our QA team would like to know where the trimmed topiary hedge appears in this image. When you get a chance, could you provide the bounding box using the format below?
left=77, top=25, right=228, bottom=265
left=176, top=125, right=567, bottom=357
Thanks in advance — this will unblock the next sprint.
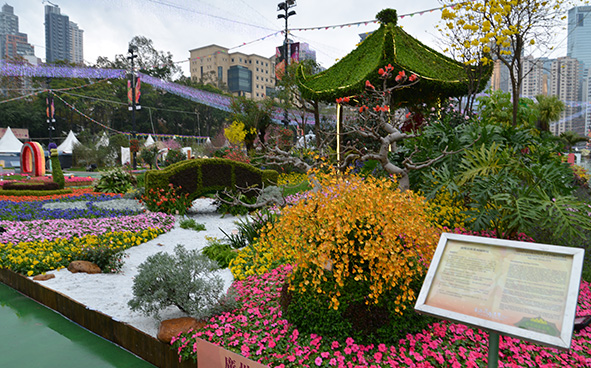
left=2, top=182, right=60, bottom=191
left=0, top=188, right=73, bottom=196
left=144, top=158, right=278, bottom=201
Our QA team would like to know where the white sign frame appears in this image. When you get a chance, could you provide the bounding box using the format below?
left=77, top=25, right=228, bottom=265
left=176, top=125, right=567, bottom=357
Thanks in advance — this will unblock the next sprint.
left=415, top=233, right=585, bottom=349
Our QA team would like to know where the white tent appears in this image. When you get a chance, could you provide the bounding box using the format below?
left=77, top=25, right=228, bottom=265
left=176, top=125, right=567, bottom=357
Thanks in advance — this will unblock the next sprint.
left=144, top=135, right=155, bottom=146
left=96, top=132, right=109, bottom=148
left=0, top=126, right=23, bottom=153
left=57, top=130, right=81, bottom=154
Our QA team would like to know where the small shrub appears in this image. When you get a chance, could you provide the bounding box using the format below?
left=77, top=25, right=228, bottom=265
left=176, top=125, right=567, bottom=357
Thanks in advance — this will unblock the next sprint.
left=164, top=149, right=186, bottom=167
left=77, top=245, right=127, bottom=273
left=259, top=169, right=440, bottom=345
left=141, top=184, right=192, bottom=215
left=202, top=236, right=237, bottom=268
left=128, top=244, right=235, bottom=319
left=179, top=217, right=206, bottom=231
left=93, top=167, right=136, bottom=194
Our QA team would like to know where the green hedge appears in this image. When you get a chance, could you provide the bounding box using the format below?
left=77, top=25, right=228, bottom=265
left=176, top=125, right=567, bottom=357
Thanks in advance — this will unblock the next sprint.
left=0, top=188, right=73, bottom=196
left=144, top=158, right=278, bottom=201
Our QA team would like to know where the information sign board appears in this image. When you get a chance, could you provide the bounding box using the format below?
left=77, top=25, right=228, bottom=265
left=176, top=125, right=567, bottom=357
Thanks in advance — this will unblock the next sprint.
left=415, top=233, right=584, bottom=349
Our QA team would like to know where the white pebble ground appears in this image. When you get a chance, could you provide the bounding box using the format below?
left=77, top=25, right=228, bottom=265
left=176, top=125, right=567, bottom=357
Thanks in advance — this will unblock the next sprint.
left=30, top=198, right=242, bottom=338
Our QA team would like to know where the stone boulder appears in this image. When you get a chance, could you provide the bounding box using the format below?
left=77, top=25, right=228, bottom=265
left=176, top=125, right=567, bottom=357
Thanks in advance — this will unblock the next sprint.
left=157, top=317, right=206, bottom=344
left=67, top=260, right=101, bottom=274
left=33, top=274, right=55, bottom=281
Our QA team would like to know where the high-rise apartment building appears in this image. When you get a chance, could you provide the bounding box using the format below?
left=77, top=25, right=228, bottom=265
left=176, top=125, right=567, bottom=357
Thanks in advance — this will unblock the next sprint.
left=521, top=56, right=549, bottom=98
left=69, top=21, right=83, bottom=64
left=0, top=4, right=34, bottom=61
left=567, top=6, right=591, bottom=70
left=549, top=56, right=584, bottom=135
left=189, top=45, right=275, bottom=100
left=45, top=4, right=73, bottom=63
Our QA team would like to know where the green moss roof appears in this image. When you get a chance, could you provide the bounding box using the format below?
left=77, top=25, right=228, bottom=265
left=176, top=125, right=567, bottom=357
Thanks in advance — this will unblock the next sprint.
left=297, top=9, right=491, bottom=104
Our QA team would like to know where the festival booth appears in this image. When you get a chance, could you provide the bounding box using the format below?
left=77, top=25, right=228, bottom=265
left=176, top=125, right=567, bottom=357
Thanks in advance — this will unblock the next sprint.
left=56, top=130, right=81, bottom=169
left=0, top=127, right=24, bottom=169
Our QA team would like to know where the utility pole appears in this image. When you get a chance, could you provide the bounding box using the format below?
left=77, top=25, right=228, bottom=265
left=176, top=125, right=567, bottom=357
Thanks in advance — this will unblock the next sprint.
left=127, top=45, right=139, bottom=170
left=277, top=0, right=296, bottom=127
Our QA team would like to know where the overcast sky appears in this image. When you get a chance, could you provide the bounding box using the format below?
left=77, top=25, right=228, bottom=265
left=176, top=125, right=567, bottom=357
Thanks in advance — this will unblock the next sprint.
left=12, top=0, right=572, bottom=77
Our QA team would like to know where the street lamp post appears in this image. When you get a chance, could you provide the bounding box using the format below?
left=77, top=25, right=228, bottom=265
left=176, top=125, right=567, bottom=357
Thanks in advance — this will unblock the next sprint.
left=277, top=0, right=296, bottom=127
left=127, top=45, right=138, bottom=170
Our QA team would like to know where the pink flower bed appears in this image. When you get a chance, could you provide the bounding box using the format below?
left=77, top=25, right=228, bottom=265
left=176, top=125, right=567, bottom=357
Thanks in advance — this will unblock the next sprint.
left=173, top=265, right=591, bottom=367
left=0, top=212, right=175, bottom=243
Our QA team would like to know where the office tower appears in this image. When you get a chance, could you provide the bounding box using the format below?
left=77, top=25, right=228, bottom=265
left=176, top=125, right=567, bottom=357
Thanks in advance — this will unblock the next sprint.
left=45, top=4, right=70, bottom=63
left=189, top=45, right=276, bottom=100
left=69, top=21, right=83, bottom=64
left=567, top=6, right=591, bottom=70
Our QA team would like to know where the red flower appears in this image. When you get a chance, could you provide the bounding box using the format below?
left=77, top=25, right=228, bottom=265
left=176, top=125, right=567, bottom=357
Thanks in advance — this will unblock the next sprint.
left=336, top=97, right=343, bottom=104
left=386, top=64, right=394, bottom=72
left=343, top=97, right=350, bottom=103
left=378, top=68, right=385, bottom=76
left=395, top=71, right=406, bottom=83
left=409, top=74, right=418, bottom=82
left=365, top=80, right=375, bottom=89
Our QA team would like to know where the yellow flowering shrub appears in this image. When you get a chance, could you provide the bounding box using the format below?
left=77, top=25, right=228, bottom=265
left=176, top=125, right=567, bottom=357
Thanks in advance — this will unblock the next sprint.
left=261, top=169, right=440, bottom=310
left=425, top=188, right=469, bottom=230
left=277, top=172, right=308, bottom=187
left=0, top=228, right=165, bottom=276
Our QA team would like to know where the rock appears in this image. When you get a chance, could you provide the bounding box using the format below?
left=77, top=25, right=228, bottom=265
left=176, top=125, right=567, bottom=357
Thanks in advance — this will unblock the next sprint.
left=157, top=317, right=206, bottom=343
left=67, top=260, right=102, bottom=274
left=33, top=274, right=55, bottom=281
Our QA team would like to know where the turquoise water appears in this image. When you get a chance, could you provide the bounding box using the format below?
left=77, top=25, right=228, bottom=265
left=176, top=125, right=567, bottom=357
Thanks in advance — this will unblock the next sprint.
left=0, top=283, right=155, bottom=368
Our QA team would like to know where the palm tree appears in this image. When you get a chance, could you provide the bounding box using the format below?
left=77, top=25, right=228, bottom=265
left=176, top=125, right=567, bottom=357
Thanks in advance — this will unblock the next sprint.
left=559, top=131, right=588, bottom=153
left=535, top=95, right=564, bottom=132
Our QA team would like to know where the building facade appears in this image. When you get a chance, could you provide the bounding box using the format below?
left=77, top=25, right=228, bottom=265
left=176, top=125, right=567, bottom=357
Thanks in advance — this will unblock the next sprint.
left=549, top=56, right=585, bottom=136
left=0, top=4, right=34, bottom=61
left=45, top=4, right=71, bottom=63
left=189, top=45, right=275, bottom=100
left=520, top=56, right=548, bottom=98
left=69, top=21, right=83, bottom=64
left=568, top=6, right=591, bottom=70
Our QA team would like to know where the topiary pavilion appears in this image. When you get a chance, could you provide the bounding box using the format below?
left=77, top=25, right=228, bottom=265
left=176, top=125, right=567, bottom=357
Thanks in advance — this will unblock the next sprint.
left=296, top=8, right=491, bottom=105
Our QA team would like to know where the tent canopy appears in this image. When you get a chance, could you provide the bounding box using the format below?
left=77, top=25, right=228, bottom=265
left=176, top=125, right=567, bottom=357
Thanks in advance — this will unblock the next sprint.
left=144, top=135, right=155, bottom=146
left=57, top=130, right=81, bottom=154
left=0, top=126, right=23, bottom=153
